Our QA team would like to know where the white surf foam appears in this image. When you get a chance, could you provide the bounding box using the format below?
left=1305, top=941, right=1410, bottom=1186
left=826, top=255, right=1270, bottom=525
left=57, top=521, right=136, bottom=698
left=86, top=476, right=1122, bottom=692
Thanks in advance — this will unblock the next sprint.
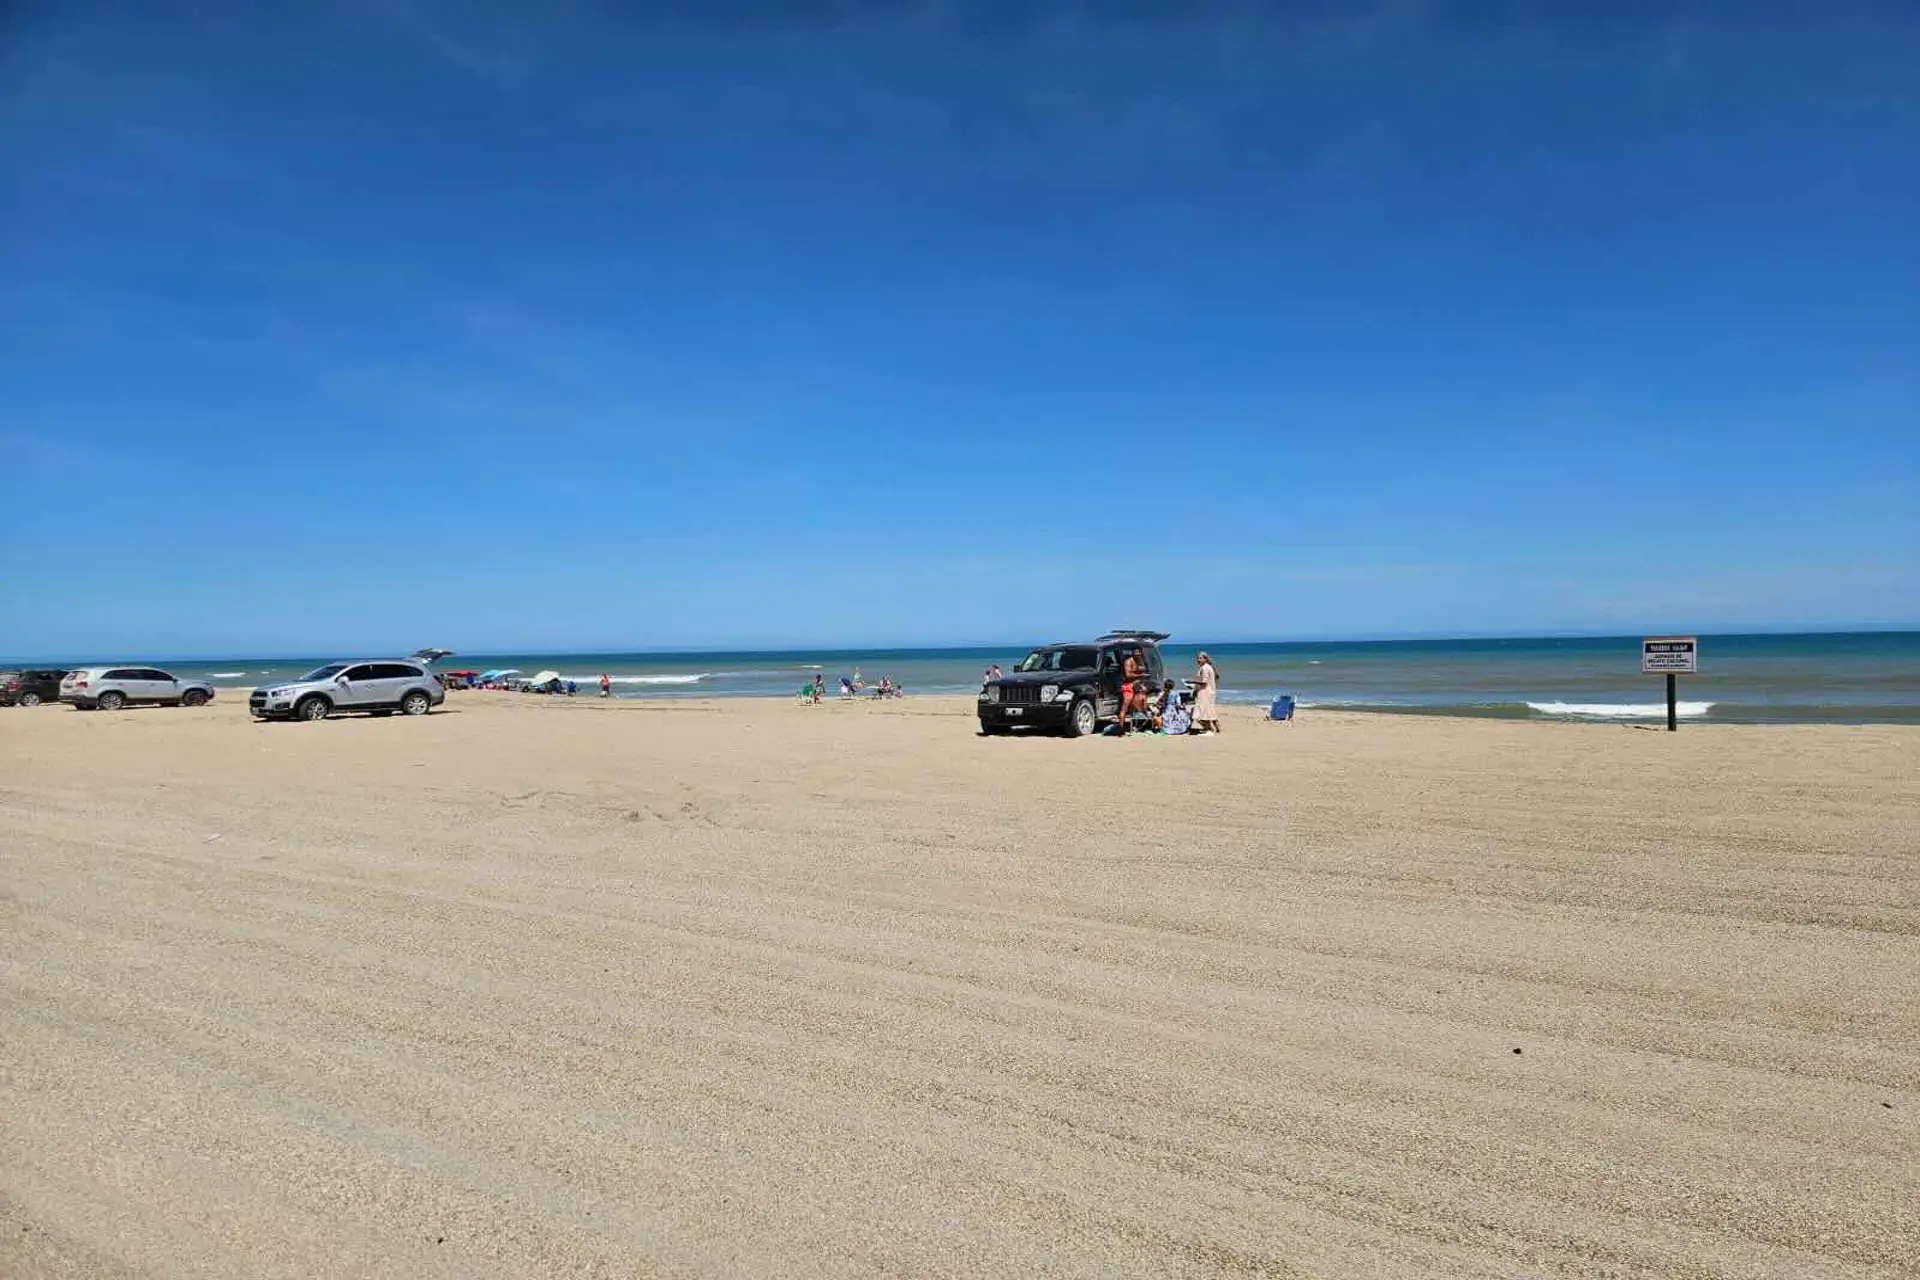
left=563, top=673, right=705, bottom=685
left=1528, top=700, right=1714, bottom=719
left=209, top=672, right=248, bottom=679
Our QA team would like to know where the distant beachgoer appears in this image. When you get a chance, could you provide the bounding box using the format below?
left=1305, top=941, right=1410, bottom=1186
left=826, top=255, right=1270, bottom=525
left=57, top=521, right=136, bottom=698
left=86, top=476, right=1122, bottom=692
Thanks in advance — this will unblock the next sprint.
left=812, top=674, right=823, bottom=705
left=599, top=673, right=611, bottom=698
left=990, top=664, right=1002, bottom=680
left=1193, top=651, right=1220, bottom=734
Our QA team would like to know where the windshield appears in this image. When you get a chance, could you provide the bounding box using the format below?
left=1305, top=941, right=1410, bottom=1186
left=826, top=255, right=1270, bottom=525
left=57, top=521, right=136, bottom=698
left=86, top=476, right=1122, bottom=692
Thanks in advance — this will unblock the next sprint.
left=300, top=664, right=349, bottom=681
left=1016, top=646, right=1098, bottom=673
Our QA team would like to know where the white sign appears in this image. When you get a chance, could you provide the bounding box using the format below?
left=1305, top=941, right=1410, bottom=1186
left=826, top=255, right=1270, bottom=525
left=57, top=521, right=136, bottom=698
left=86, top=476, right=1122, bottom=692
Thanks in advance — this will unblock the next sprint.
left=1642, top=636, right=1698, bottom=674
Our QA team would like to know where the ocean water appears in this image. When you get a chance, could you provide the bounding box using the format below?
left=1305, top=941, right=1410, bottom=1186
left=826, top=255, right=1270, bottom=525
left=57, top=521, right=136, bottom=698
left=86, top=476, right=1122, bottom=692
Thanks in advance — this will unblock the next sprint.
left=112, top=632, right=1920, bottom=725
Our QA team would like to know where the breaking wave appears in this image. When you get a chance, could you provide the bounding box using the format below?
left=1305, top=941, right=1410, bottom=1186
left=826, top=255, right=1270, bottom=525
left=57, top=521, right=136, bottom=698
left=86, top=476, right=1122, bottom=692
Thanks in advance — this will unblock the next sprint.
left=564, top=673, right=705, bottom=685
left=1527, top=700, right=1714, bottom=719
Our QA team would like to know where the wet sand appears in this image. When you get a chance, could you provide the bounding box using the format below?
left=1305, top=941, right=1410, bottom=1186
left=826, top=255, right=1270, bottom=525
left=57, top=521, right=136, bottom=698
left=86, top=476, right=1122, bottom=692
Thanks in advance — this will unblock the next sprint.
left=2, top=693, right=1916, bottom=1277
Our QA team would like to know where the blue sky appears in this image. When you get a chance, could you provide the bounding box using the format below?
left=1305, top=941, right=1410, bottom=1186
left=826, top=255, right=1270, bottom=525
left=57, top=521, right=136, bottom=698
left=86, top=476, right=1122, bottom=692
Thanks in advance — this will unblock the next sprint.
left=3, top=1, right=1915, bottom=657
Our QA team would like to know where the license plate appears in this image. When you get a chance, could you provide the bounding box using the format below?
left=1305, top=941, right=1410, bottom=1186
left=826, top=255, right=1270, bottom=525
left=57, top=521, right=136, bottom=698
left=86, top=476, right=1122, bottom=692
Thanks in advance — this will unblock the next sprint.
left=1006, top=708, right=1022, bottom=716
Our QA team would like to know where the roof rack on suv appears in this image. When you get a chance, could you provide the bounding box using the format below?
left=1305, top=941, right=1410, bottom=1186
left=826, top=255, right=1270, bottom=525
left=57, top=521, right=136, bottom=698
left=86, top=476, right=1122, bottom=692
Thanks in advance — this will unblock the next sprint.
left=1096, top=630, right=1170, bottom=642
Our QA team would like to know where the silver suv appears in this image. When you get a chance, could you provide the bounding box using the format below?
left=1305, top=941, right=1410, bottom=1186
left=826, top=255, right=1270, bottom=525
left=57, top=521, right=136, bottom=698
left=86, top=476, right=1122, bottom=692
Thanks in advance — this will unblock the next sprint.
left=250, top=661, right=445, bottom=721
left=60, top=666, right=215, bottom=711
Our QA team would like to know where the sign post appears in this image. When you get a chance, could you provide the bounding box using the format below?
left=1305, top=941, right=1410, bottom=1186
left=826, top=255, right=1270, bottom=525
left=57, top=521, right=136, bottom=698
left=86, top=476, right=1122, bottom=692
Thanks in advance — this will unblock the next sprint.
left=1641, top=636, right=1697, bottom=731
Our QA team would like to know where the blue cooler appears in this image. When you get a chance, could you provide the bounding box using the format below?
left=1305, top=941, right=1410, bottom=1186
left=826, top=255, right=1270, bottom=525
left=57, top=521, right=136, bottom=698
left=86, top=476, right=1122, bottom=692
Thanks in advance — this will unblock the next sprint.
left=1268, top=695, right=1295, bottom=721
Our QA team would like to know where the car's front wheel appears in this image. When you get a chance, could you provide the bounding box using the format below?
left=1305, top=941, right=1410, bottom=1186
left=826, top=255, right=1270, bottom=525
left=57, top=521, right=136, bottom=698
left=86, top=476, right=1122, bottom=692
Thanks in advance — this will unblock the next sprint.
left=180, top=689, right=209, bottom=708
left=96, top=690, right=126, bottom=711
left=1063, top=698, right=1098, bottom=738
left=18, top=693, right=40, bottom=707
left=979, top=721, right=1009, bottom=736
left=295, top=695, right=331, bottom=722
left=400, top=691, right=432, bottom=716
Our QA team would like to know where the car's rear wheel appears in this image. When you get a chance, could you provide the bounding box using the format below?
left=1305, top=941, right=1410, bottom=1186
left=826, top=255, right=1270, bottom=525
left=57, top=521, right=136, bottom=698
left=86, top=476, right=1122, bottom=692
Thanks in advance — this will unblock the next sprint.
left=400, top=690, right=432, bottom=716
left=19, top=693, right=40, bottom=707
left=1064, top=698, right=1097, bottom=738
left=97, top=690, right=126, bottom=711
left=180, top=689, right=209, bottom=708
left=295, top=695, right=331, bottom=722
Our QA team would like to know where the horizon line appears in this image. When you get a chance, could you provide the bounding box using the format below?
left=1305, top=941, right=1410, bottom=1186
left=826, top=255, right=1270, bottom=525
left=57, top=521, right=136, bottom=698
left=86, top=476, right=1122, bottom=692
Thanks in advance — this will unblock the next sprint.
left=6, top=624, right=1916, bottom=667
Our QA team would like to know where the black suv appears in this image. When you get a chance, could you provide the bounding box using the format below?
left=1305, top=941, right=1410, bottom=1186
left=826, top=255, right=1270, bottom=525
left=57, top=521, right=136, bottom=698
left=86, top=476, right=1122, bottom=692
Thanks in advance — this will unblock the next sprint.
left=978, top=632, right=1168, bottom=737
left=1, top=669, right=68, bottom=707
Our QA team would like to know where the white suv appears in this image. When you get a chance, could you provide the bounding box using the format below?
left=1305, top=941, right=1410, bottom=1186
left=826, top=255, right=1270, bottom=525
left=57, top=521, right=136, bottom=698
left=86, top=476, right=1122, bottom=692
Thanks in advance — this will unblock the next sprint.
left=61, top=667, right=215, bottom=711
left=249, top=661, right=445, bottom=722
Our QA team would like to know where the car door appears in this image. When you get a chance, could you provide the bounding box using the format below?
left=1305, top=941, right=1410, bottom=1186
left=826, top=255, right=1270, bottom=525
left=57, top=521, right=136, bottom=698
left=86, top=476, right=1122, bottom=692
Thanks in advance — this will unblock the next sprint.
left=371, top=663, right=418, bottom=705
left=143, top=669, right=182, bottom=703
left=1095, top=647, right=1122, bottom=718
left=100, top=668, right=145, bottom=703
left=334, top=664, right=382, bottom=708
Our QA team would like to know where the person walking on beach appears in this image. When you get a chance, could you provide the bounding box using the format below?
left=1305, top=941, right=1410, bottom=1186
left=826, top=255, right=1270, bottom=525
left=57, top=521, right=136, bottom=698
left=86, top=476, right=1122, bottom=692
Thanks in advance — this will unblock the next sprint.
left=1193, top=651, right=1221, bottom=734
left=599, top=673, right=611, bottom=698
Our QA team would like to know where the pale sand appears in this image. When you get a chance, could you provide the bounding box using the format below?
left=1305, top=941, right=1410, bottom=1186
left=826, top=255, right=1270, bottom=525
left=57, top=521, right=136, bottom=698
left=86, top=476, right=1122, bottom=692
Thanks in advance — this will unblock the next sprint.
left=2, top=694, right=1916, bottom=1279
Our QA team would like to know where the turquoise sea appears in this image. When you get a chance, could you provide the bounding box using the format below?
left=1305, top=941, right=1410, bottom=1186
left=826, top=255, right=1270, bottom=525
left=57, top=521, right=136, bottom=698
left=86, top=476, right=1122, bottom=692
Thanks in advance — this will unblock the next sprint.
left=62, top=632, right=1920, bottom=725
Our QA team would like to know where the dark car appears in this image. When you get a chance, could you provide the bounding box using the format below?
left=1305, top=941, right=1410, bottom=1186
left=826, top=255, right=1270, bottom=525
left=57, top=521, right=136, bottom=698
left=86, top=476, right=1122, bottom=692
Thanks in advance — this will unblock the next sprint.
left=1, top=669, right=67, bottom=707
left=978, top=631, right=1168, bottom=738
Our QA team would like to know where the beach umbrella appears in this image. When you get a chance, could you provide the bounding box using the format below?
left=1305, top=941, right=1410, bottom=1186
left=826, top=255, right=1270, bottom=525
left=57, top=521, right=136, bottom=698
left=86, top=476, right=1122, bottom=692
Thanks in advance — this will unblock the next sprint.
left=531, top=670, right=560, bottom=685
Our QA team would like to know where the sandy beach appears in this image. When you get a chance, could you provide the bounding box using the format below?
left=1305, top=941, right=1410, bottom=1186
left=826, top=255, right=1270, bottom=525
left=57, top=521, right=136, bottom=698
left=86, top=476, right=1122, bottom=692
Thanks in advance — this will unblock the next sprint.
left=2, top=693, right=1915, bottom=1278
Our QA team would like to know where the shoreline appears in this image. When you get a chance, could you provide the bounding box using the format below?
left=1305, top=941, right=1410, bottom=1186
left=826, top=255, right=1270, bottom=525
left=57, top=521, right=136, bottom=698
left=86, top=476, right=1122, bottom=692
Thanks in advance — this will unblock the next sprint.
left=442, top=688, right=1920, bottom=729
left=22, top=630, right=1915, bottom=727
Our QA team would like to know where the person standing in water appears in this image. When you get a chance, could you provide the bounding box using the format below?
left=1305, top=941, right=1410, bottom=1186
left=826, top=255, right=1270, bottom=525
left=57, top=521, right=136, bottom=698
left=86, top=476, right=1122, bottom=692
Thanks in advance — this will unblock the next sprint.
left=599, top=673, right=611, bottom=698
left=1193, top=651, right=1221, bottom=734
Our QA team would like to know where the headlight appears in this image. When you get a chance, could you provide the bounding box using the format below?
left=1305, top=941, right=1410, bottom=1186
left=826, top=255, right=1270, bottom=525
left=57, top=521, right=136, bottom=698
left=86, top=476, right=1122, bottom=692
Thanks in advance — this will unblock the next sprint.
left=986, top=686, right=1000, bottom=703
left=1040, top=685, right=1058, bottom=702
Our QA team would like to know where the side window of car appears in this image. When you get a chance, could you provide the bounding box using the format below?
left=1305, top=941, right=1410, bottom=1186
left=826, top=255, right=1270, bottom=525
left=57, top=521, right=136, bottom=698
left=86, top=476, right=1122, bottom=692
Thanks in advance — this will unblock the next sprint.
left=342, top=665, right=377, bottom=681
left=145, top=669, right=175, bottom=683
left=373, top=664, right=420, bottom=680
left=104, top=669, right=137, bottom=680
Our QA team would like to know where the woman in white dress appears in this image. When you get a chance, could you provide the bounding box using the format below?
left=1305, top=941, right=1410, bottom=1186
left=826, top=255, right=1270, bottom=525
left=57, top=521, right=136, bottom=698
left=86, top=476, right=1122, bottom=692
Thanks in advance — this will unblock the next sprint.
left=1193, top=651, right=1220, bottom=734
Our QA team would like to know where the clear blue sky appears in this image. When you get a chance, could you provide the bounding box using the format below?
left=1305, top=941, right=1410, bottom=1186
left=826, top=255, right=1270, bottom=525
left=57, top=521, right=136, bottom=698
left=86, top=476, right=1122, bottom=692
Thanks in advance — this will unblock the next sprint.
left=3, top=2, right=1915, bottom=658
